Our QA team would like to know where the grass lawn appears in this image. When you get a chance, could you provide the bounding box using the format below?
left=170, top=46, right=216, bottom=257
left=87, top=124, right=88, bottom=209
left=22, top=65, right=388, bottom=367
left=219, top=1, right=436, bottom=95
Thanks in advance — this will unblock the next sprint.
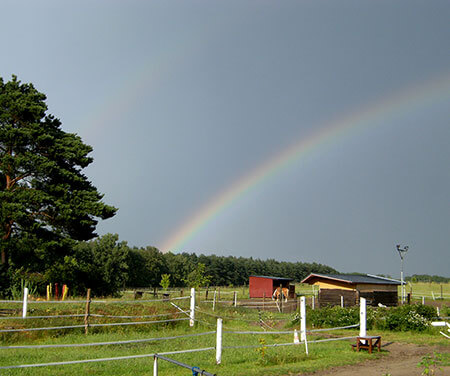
left=1, top=298, right=448, bottom=376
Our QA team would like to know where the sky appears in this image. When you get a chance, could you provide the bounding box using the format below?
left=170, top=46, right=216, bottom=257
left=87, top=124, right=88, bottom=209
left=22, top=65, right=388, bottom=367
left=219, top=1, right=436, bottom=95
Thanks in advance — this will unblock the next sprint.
left=1, top=0, right=449, bottom=278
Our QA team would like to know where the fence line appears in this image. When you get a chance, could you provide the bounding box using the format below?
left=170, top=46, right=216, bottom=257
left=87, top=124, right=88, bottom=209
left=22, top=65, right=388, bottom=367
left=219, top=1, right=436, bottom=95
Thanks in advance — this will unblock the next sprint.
left=308, top=323, right=359, bottom=332
left=195, top=308, right=282, bottom=324
left=223, top=336, right=355, bottom=350
left=0, top=312, right=185, bottom=320
left=0, top=294, right=367, bottom=372
left=0, top=296, right=190, bottom=305
left=0, top=317, right=189, bottom=333
left=0, top=331, right=215, bottom=349
left=0, top=347, right=215, bottom=370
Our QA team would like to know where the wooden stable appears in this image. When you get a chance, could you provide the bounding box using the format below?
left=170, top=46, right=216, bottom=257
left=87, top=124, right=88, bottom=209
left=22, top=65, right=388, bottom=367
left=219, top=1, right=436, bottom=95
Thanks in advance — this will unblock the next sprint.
left=301, top=273, right=401, bottom=307
left=249, top=275, right=295, bottom=299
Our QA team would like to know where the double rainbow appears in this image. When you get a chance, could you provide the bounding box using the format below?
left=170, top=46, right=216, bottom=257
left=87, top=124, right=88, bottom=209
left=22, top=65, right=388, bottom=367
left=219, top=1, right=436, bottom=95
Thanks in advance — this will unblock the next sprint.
left=160, top=72, right=450, bottom=253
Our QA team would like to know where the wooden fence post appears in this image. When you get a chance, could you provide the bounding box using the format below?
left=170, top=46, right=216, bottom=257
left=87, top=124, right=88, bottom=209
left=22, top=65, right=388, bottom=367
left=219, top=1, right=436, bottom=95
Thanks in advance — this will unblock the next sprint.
left=280, top=284, right=283, bottom=313
left=84, top=288, right=91, bottom=335
left=263, top=292, right=265, bottom=310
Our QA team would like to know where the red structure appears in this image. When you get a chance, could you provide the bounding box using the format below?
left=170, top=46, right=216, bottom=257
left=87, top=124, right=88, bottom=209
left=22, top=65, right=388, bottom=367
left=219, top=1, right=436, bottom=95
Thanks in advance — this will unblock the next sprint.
left=249, top=275, right=294, bottom=298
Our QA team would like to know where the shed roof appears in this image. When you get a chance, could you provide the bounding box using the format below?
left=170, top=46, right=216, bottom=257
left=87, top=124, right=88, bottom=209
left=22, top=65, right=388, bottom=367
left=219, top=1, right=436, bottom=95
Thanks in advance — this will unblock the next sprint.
left=301, top=273, right=401, bottom=285
left=250, top=275, right=294, bottom=281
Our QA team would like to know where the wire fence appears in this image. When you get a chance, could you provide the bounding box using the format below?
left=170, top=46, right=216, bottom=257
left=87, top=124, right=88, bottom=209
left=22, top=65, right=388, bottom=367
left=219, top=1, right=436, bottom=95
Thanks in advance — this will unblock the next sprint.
left=0, top=289, right=367, bottom=372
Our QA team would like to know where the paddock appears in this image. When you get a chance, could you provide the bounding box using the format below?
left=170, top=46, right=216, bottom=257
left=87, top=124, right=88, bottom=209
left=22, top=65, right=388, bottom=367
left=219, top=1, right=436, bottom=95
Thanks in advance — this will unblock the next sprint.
left=0, top=291, right=367, bottom=374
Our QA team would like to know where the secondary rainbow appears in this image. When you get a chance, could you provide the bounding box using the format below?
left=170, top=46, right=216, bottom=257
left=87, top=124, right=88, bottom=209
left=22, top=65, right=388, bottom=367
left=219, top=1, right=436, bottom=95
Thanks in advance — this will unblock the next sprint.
left=160, top=72, right=450, bottom=253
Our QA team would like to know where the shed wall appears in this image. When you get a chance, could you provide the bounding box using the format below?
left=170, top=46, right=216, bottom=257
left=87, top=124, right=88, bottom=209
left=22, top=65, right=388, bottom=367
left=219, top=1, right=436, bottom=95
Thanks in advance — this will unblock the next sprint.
left=249, top=277, right=273, bottom=298
left=314, top=281, right=354, bottom=290
left=318, top=289, right=358, bottom=307
left=356, top=283, right=397, bottom=292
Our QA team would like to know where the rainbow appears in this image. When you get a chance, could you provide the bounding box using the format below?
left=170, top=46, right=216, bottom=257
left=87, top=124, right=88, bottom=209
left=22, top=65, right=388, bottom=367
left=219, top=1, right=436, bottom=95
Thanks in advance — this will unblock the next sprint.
left=160, top=72, right=450, bottom=253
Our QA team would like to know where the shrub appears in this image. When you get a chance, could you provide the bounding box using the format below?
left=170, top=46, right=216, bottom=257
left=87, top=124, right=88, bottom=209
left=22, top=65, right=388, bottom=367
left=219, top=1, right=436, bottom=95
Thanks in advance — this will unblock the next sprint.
left=293, top=304, right=435, bottom=332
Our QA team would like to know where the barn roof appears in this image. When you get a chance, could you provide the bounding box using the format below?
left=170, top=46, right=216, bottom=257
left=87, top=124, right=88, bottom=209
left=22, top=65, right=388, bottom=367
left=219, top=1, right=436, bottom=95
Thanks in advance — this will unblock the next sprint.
left=301, top=273, right=401, bottom=285
left=250, top=275, right=294, bottom=281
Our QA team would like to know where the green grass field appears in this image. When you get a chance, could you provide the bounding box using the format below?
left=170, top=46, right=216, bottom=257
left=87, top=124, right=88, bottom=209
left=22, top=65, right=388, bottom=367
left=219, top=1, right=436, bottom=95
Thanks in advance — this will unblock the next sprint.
left=0, top=291, right=448, bottom=376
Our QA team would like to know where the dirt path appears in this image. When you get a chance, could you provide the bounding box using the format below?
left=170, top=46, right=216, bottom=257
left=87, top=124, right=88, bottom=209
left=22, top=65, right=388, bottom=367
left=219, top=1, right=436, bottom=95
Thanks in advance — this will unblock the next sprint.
left=300, top=342, right=450, bottom=376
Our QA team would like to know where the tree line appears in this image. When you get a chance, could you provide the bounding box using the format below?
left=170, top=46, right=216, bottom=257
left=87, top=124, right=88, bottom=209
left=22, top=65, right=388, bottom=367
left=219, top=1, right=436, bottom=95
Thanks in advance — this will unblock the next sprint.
left=405, top=274, right=450, bottom=283
left=2, top=233, right=338, bottom=297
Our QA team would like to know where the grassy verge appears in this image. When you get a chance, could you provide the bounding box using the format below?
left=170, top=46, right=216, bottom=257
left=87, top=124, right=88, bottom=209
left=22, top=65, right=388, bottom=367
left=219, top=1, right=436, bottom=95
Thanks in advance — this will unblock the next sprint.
left=0, top=300, right=447, bottom=375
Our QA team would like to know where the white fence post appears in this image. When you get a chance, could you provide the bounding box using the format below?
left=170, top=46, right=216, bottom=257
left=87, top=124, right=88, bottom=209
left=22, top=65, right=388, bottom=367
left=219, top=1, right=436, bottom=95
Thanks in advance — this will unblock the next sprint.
left=300, top=296, right=306, bottom=341
left=213, top=290, right=217, bottom=311
left=153, top=355, right=158, bottom=376
left=300, top=296, right=308, bottom=355
left=190, top=288, right=195, bottom=327
left=22, top=287, right=29, bottom=318
left=340, top=295, right=344, bottom=308
left=360, top=297, right=366, bottom=338
left=422, top=296, right=425, bottom=305
left=233, top=291, right=237, bottom=307
left=216, top=318, right=222, bottom=364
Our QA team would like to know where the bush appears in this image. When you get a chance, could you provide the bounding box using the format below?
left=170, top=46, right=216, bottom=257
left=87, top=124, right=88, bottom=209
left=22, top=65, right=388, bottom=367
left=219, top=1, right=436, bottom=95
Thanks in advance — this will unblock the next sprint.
left=293, top=304, right=435, bottom=332
left=376, top=305, right=435, bottom=331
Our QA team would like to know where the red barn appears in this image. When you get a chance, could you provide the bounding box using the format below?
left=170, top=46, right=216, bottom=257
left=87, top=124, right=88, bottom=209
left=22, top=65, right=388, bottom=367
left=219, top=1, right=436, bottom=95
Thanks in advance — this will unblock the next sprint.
left=249, top=275, right=295, bottom=298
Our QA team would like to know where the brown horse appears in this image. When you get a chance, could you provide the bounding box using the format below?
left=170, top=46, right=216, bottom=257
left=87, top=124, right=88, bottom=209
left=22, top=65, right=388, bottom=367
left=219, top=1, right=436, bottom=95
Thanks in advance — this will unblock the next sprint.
left=272, top=287, right=289, bottom=302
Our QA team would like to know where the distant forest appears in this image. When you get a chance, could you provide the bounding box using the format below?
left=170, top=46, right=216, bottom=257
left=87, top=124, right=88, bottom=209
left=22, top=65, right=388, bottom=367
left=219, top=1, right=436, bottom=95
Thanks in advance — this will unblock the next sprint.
left=127, top=247, right=338, bottom=289
left=5, top=233, right=448, bottom=298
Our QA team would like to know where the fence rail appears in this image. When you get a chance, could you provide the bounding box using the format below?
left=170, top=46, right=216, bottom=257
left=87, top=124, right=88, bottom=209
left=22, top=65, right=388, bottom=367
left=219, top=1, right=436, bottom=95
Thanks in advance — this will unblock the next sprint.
left=153, top=354, right=217, bottom=376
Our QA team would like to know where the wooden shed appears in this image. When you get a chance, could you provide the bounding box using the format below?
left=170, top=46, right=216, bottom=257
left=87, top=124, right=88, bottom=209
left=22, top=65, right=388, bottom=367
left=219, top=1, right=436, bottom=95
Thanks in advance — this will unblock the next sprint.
left=301, top=273, right=401, bottom=307
left=249, top=275, right=295, bottom=299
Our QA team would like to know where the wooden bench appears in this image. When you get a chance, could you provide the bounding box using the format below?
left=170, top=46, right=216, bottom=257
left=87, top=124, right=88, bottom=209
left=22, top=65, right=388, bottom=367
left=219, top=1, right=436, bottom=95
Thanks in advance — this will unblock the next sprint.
left=352, top=336, right=381, bottom=354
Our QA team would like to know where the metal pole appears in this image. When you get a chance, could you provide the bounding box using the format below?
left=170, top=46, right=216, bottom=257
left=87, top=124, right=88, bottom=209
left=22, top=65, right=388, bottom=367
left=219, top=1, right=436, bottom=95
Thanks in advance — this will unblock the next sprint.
left=154, top=354, right=217, bottom=376
left=22, top=287, right=29, bottom=318
left=401, top=258, right=404, bottom=303
left=396, top=244, right=408, bottom=304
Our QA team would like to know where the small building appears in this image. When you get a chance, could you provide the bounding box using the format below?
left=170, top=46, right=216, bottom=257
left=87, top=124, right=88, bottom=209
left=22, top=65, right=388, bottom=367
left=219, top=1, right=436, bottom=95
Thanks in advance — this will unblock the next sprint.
left=249, top=275, right=295, bottom=299
left=301, top=273, right=401, bottom=307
